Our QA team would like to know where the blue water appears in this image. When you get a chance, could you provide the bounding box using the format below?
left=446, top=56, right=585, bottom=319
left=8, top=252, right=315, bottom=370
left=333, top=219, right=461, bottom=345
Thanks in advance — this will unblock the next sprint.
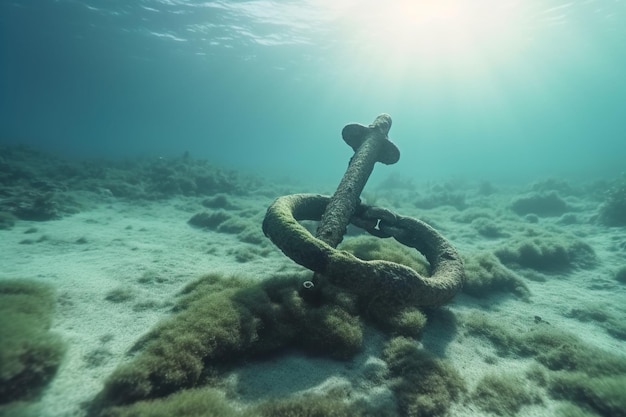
left=1, top=0, right=625, bottom=184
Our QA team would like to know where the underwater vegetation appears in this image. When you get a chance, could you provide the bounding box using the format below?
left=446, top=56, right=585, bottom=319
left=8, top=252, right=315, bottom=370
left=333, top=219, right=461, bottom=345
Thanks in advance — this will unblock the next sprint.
left=0, top=279, right=66, bottom=405
left=252, top=391, right=376, bottom=417
left=188, top=208, right=262, bottom=240
left=92, top=273, right=366, bottom=408
left=382, top=337, right=465, bottom=417
left=529, top=178, right=577, bottom=196
left=187, top=196, right=270, bottom=260
left=471, top=373, right=542, bottom=416
left=99, top=386, right=383, bottom=417
left=0, top=210, right=17, bottom=230
left=87, top=181, right=622, bottom=417
left=90, top=265, right=466, bottom=417
left=101, top=388, right=241, bottom=417
left=555, top=403, right=603, bottom=417
left=0, top=189, right=65, bottom=222
left=462, top=252, right=530, bottom=300
left=450, top=207, right=509, bottom=238
left=462, top=311, right=626, bottom=417
left=107, top=153, right=259, bottom=198
left=413, top=183, right=467, bottom=211
left=599, top=176, right=626, bottom=226
left=104, top=287, right=136, bottom=304
left=0, top=144, right=262, bottom=225
left=469, top=216, right=510, bottom=238
left=0, top=147, right=63, bottom=221
left=615, top=266, right=626, bottom=284
left=566, top=304, right=626, bottom=342
left=549, top=373, right=626, bottom=417
left=187, top=210, right=231, bottom=230
left=4, top=145, right=623, bottom=416
left=338, top=236, right=429, bottom=277
left=494, top=228, right=597, bottom=272
left=201, top=193, right=239, bottom=210
left=510, top=191, right=569, bottom=217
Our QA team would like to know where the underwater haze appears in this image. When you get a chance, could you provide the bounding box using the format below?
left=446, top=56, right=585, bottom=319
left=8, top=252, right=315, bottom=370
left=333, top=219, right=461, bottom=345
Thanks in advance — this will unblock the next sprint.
left=3, top=3, right=626, bottom=417
left=1, top=0, right=625, bottom=184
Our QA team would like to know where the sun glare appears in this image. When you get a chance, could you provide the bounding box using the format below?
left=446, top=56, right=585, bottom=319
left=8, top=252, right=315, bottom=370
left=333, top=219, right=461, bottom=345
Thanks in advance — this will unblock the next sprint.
left=384, top=2, right=475, bottom=48
left=333, top=0, right=530, bottom=79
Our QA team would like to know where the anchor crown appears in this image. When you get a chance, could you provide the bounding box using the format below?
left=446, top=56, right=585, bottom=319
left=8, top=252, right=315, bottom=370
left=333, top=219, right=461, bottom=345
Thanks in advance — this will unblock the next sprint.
left=342, top=123, right=400, bottom=165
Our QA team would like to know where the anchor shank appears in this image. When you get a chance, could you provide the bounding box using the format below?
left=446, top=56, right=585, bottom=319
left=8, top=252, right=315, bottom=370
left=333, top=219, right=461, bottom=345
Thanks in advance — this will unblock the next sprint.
left=315, top=118, right=391, bottom=248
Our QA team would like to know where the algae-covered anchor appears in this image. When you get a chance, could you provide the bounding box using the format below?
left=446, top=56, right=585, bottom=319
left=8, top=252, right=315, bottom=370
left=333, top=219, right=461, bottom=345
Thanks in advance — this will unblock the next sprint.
left=309, top=113, right=399, bottom=290
left=315, top=113, right=399, bottom=249
left=263, top=114, right=465, bottom=309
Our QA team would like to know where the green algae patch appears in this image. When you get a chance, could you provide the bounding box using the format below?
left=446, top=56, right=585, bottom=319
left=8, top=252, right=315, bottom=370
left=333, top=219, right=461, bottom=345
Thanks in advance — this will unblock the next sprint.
left=549, top=373, right=626, bottom=417
left=599, top=177, right=626, bottom=227
left=382, top=337, right=465, bottom=417
left=555, top=403, right=603, bottom=417
left=510, top=191, right=568, bottom=217
left=494, top=230, right=597, bottom=272
left=615, top=266, right=626, bottom=284
left=100, top=387, right=375, bottom=417
left=101, top=388, right=240, bottom=417
left=462, top=311, right=626, bottom=416
left=462, top=252, right=530, bottom=300
left=471, top=373, right=542, bottom=416
left=0, top=279, right=66, bottom=404
left=339, top=236, right=429, bottom=276
left=93, top=220, right=466, bottom=416
left=93, top=273, right=365, bottom=409
left=254, top=392, right=373, bottom=417
left=92, top=270, right=462, bottom=417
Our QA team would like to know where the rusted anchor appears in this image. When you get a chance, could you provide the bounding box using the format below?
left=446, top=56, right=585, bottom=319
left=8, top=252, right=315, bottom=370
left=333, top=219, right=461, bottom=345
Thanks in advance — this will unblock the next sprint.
left=263, top=114, right=464, bottom=309
left=315, top=114, right=399, bottom=249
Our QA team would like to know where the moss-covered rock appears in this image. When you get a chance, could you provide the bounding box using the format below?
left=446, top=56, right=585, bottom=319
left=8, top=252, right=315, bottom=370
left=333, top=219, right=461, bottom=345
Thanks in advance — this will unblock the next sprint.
left=383, top=308, right=428, bottom=338
left=413, top=183, right=467, bottom=210
left=599, top=178, right=626, bottom=227
left=187, top=210, right=231, bottom=229
left=298, top=304, right=363, bottom=359
left=0, top=279, right=66, bottom=404
left=93, top=273, right=366, bottom=409
left=471, top=373, right=542, bottom=416
left=101, top=387, right=240, bottom=417
left=462, top=311, right=626, bottom=416
left=101, top=387, right=376, bottom=417
left=0, top=211, right=17, bottom=230
left=470, top=217, right=509, bottom=238
left=549, top=373, right=626, bottom=417
left=510, top=191, right=568, bottom=217
left=254, top=392, right=371, bottom=417
left=463, top=311, right=626, bottom=373
left=462, top=252, right=530, bottom=300
left=555, top=403, right=602, bottom=417
left=382, top=337, right=465, bottom=417
left=338, top=236, right=429, bottom=276
left=615, top=266, right=626, bottom=284
left=461, top=311, right=519, bottom=356
left=494, top=230, right=597, bottom=272
left=105, top=287, right=135, bottom=303
left=202, top=194, right=238, bottom=210
left=524, top=329, right=626, bottom=376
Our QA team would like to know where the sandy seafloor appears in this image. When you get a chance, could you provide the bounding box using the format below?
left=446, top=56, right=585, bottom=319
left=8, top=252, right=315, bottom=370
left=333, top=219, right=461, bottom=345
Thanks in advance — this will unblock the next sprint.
left=1, top=148, right=625, bottom=417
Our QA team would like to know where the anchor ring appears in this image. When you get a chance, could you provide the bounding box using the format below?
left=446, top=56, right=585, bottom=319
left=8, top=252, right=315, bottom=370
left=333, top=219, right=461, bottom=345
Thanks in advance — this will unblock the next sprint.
left=262, top=193, right=465, bottom=308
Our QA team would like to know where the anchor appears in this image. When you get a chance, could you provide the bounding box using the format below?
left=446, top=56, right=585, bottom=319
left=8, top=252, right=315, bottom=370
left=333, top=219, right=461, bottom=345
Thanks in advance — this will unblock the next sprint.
left=263, top=114, right=465, bottom=311
left=88, top=114, right=467, bottom=415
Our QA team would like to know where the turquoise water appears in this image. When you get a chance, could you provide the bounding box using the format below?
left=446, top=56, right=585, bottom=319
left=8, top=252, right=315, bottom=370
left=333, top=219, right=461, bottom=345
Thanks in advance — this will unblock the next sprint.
left=1, top=0, right=625, bottom=184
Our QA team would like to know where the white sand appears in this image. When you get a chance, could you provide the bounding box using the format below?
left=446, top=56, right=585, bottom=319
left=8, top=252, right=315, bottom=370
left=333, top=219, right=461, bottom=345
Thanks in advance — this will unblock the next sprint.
left=1, top=183, right=625, bottom=417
